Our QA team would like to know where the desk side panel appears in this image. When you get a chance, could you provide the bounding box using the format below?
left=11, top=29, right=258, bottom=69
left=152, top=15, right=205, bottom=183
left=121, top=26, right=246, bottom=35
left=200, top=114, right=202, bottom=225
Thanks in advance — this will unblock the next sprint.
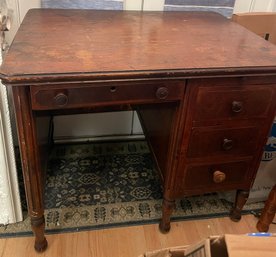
left=137, top=102, right=180, bottom=184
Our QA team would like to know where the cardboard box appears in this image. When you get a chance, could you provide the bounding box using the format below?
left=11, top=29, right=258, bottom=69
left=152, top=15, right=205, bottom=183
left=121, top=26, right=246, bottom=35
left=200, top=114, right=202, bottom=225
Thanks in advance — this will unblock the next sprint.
left=232, top=12, right=276, bottom=45
left=139, top=234, right=276, bottom=257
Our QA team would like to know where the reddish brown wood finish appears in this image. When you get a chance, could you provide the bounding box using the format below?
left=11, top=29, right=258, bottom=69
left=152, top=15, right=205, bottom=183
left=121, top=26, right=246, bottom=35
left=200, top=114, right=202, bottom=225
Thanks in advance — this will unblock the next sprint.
left=178, top=160, right=253, bottom=194
left=2, top=10, right=276, bottom=83
left=30, top=81, right=184, bottom=110
left=257, top=185, right=276, bottom=232
left=137, top=102, right=182, bottom=181
left=193, top=85, right=274, bottom=123
left=1, top=10, right=276, bottom=251
left=187, top=126, right=261, bottom=158
left=159, top=199, right=176, bottom=233
left=11, top=86, right=48, bottom=252
left=230, top=190, right=250, bottom=222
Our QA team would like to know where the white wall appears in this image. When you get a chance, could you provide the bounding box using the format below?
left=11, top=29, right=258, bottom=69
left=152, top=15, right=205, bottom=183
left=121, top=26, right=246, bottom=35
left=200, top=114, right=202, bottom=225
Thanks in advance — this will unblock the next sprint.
left=5, top=0, right=20, bottom=44
left=18, top=0, right=40, bottom=20
left=234, top=0, right=276, bottom=13
left=55, top=112, right=134, bottom=142
left=123, top=0, right=142, bottom=10
left=0, top=46, right=22, bottom=224
left=143, top=0, right=164, bottom=11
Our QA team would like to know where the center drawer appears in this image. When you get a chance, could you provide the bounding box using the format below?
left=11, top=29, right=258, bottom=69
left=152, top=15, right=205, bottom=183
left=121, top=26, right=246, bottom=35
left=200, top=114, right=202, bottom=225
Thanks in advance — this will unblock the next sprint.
left=30, top=81, right=184, bottom=110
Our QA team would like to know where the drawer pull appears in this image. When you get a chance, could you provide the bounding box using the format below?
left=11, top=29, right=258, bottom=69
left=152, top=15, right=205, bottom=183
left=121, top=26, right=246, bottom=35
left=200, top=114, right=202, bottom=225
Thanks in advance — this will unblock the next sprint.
left=110, top=86, right=117, bottom=93
left=222, top=138, right=233, bottom=151
left=156, top=87, right=169, bottom=100
left=232, top=101, right=243, bottom=113
left=213, top=170, right=226, bottom=183
left=54, top=93, right=68, bottom=107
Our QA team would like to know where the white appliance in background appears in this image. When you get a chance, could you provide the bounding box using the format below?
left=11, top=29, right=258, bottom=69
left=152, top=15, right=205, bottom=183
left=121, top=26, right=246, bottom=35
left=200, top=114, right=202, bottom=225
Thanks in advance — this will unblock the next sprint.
left=0, top=0, right=22, bottom=224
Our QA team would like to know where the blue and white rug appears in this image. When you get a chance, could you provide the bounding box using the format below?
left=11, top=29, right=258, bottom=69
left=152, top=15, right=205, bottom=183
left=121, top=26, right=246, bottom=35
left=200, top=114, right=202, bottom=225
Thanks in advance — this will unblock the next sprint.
left=0, top=141, right=263, bottom=237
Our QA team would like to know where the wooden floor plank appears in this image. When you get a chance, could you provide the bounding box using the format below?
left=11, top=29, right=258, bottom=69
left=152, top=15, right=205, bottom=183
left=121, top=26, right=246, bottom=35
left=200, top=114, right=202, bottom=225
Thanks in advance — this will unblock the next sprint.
left=1, top=214, right=275, bottom=257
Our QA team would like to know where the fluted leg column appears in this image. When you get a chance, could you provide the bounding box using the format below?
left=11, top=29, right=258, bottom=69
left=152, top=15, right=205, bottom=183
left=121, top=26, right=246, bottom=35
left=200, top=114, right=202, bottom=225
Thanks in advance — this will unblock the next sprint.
left=12, top=86, right=48, bottom=252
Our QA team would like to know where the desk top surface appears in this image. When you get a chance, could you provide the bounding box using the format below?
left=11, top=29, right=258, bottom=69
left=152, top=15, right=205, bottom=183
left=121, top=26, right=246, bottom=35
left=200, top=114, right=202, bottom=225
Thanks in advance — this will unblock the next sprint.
left=2, top=9, right=276, bottom=83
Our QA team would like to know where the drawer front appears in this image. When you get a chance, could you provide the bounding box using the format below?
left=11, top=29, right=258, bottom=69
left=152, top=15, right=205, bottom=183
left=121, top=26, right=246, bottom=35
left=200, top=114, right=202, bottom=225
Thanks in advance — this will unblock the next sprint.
left=187, top=126, right=261, bottom=158
left=193, top=85, right=274, bottom=123
left=178, top=160, right=252, bottom=194
left=30, top=81, right=184, bottom=110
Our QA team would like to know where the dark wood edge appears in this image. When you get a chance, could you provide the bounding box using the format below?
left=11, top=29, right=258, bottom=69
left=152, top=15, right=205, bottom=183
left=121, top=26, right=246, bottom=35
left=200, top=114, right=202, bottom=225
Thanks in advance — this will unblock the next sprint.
left=136, top=107, right=165, bottom=184
left=2, top=66, right=276, bottom=85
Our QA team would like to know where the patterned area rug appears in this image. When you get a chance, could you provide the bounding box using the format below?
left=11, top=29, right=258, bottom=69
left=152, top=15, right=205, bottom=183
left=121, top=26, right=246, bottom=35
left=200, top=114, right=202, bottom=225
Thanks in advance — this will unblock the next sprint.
left=0, top=141, right=264, bottom=237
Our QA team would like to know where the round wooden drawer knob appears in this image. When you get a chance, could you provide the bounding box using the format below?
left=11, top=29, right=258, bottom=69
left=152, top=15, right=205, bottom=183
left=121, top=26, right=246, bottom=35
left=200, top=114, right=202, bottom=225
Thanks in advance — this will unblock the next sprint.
left=222, top=138, right=233, bottom=151
left=232, top=101, right=243, bottom=113
left=156, top=87, right=169, bottom=100
left=54, top=93, right=68, bottom=107
left=213, top=170, right=226, bottom=183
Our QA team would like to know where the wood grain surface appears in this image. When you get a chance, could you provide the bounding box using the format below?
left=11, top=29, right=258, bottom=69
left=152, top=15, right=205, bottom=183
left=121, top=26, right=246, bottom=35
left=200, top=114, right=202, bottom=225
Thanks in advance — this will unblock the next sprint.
left=2, top=9, right=276, bottom=83
left=0, top=215, right=275, bottom=257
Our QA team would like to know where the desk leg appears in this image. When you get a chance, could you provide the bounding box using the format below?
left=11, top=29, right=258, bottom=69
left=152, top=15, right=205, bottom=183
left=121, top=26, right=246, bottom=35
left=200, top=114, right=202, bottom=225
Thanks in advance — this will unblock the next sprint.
left=12, top=86, right=47, bottom=252
left=159, top=198, right=175, bottom=233
left=230, top=189, right=249, bottom=222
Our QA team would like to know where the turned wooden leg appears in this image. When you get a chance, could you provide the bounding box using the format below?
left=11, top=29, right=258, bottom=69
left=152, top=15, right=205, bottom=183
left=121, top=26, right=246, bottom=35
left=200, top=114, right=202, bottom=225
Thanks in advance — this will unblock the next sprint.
left=12, top=86, right=48, bottom=252
left=257, top=185, right=276, bottom=232
left=230, top=190, right=249, bottom=222
left=31, top=216, right=48, bottom=252
left=159, top=198, right=175, bottom=233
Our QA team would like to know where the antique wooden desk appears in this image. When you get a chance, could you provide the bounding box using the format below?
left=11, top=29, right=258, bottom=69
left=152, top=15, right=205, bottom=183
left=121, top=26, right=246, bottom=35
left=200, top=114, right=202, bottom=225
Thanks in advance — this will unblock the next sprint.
left=1, top=9, right=276, bottom=252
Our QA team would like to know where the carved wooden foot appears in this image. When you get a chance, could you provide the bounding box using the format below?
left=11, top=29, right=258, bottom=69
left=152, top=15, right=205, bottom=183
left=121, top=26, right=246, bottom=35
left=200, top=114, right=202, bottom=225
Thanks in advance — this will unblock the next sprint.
left=230, top=190, right=249, bottom=222
left=159, top=199, right=175, bottom=233
left=257, top=185, right=276, bottom=232
left=31, top=216, right=48, bottom=252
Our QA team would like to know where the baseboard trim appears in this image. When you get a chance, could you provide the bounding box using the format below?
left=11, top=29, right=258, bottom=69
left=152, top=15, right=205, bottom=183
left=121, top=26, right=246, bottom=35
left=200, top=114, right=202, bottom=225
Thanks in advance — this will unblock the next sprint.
left=54, top=134, right=145, bottom=144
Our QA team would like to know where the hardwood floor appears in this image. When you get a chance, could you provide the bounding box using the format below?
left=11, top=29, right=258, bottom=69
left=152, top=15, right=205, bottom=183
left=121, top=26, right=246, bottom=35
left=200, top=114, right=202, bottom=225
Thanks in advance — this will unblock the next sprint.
left=1, top=214, right=275, bottom=257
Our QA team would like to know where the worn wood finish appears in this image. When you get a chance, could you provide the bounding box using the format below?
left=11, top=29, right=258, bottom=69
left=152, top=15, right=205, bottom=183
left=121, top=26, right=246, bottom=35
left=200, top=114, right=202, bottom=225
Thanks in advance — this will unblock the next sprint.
left=11, top=86, right=48, bottom=252
left=192, top=85, right=274, bottom=123
left=137, top=102, right=182, bottom=181
left=178, top=160, right=253, bottom=195
left=187, top=126, right=262, bottom=158
left=30, top=81, right=184, bottom=110
left=2, top=10, right=276, bottom=83
left=1, top=10, right=276, bottom=251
